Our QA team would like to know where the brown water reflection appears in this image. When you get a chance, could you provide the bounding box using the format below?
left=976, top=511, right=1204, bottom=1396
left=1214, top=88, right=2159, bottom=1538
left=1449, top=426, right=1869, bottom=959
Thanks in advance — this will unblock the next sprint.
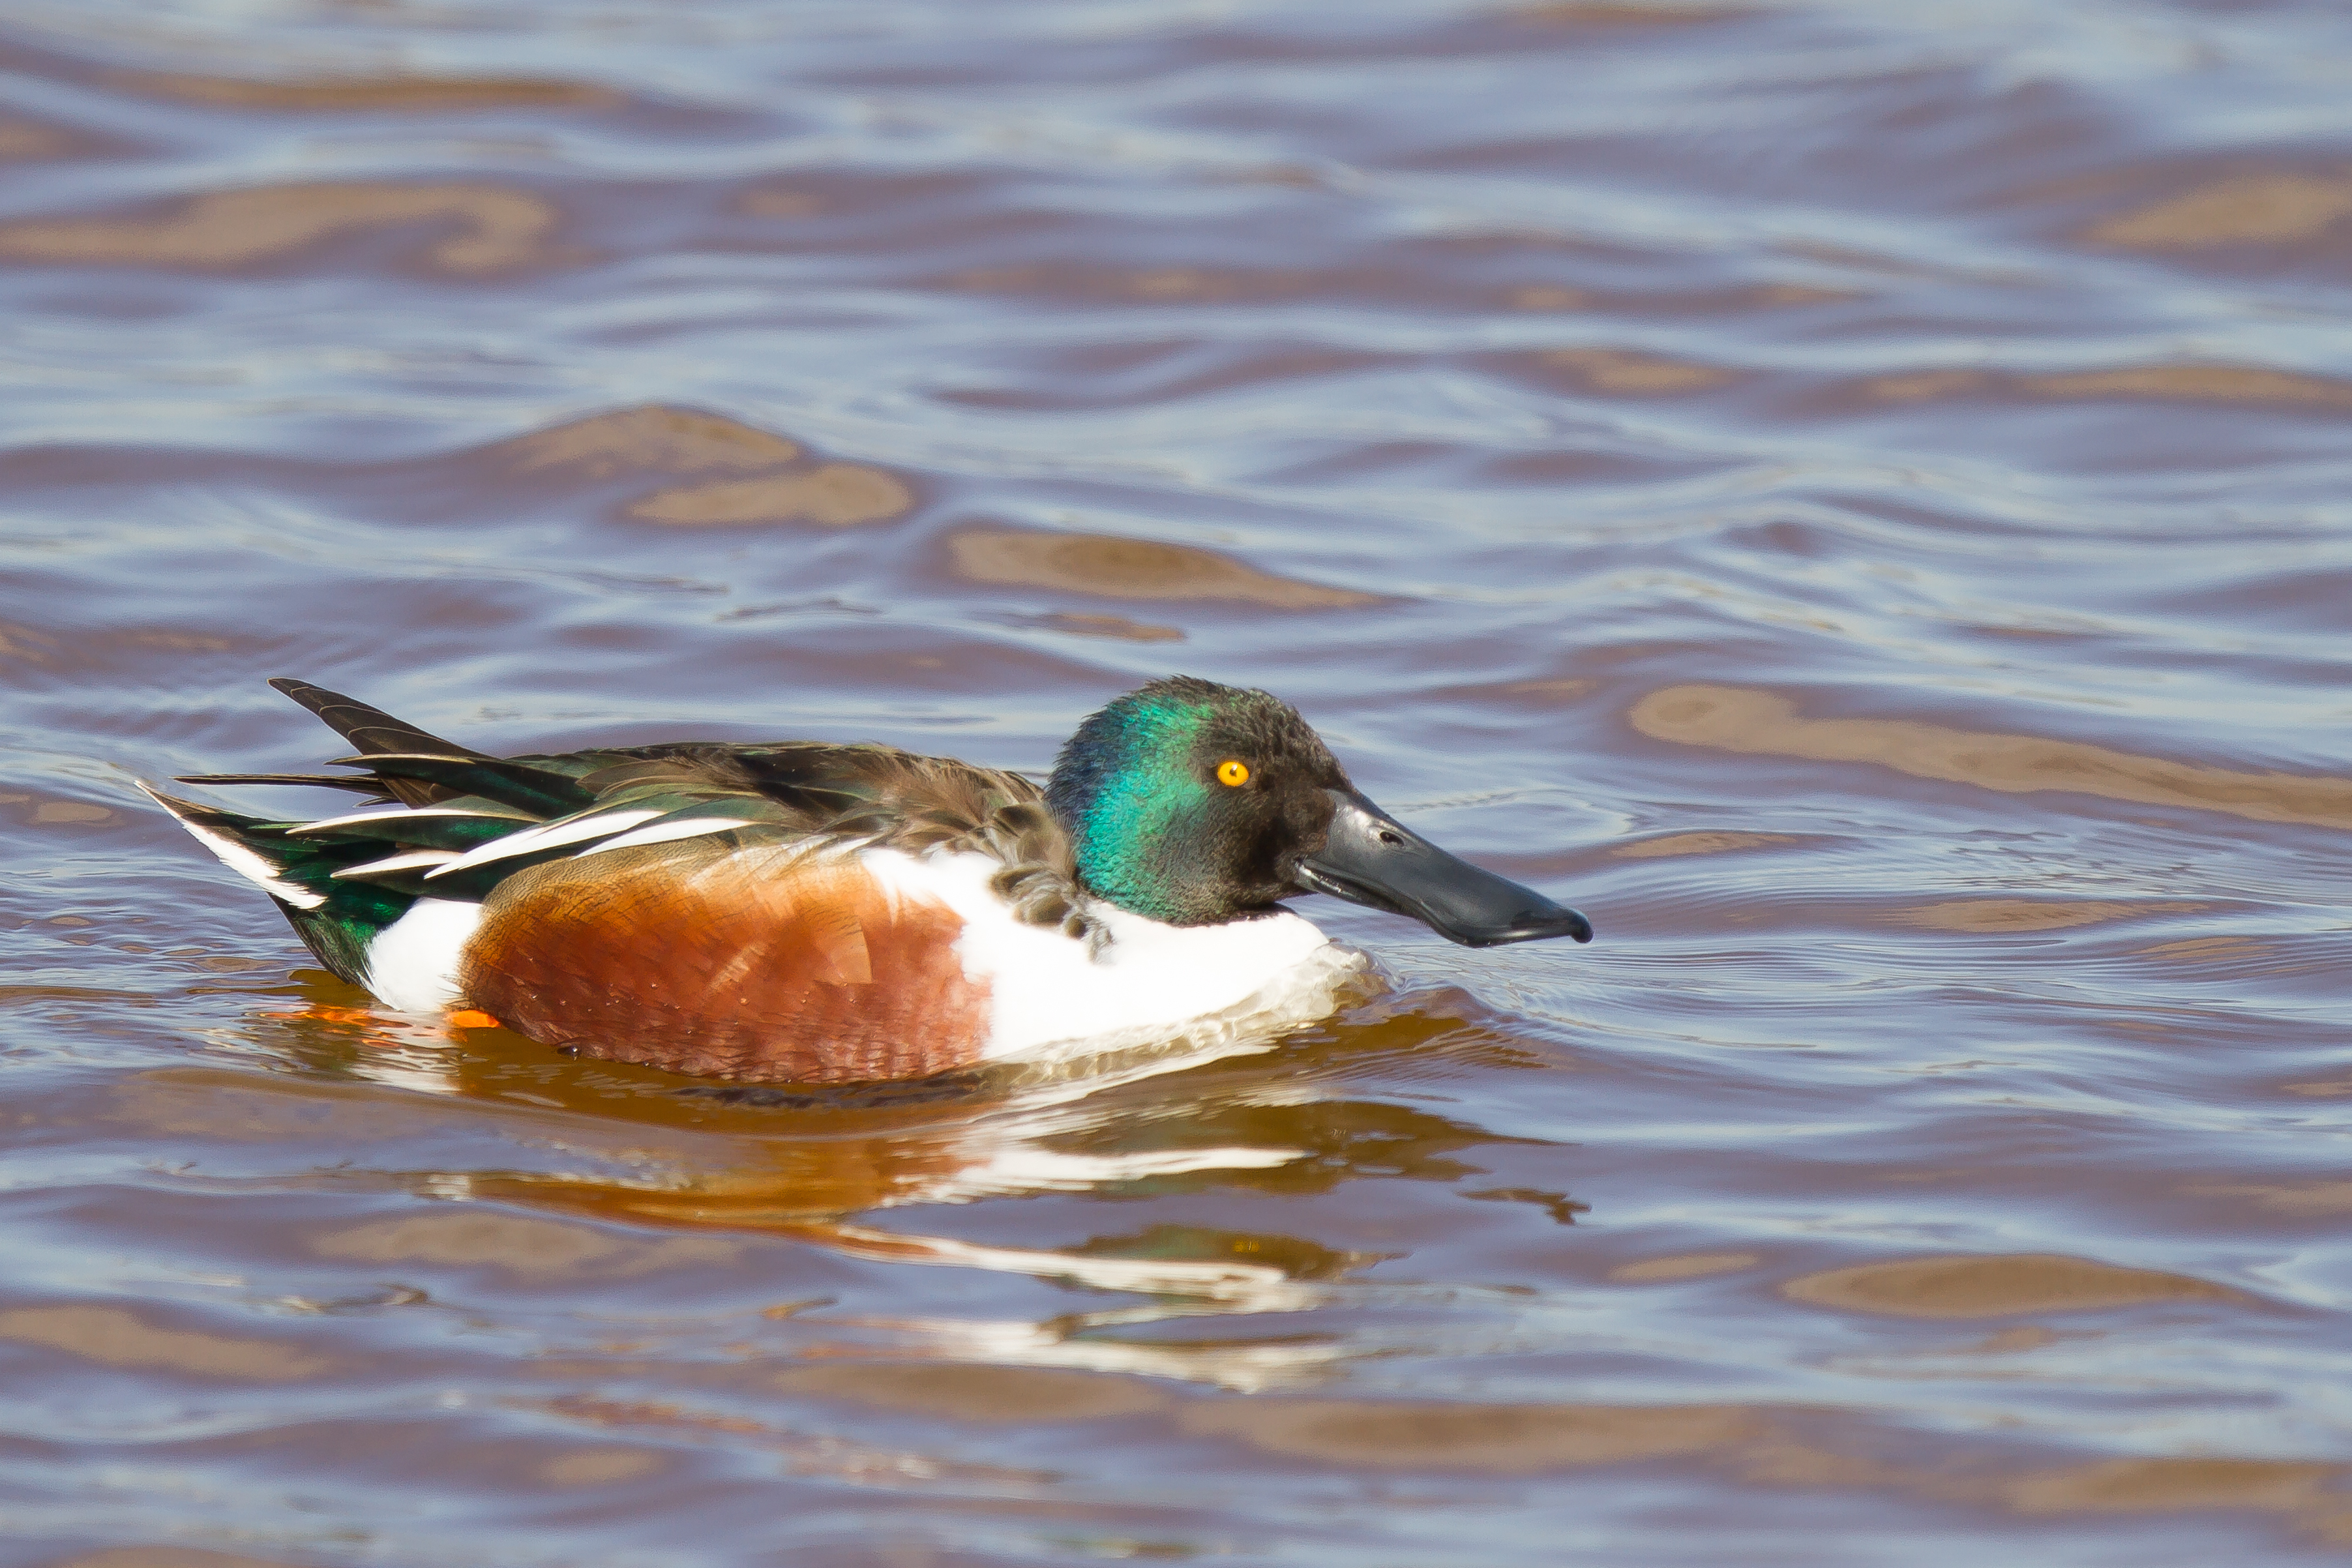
left=0, top=1305, right=335, bottom=1381
left=0, top=119, right=74, bottom=160
left=1895, top=899, right=2205, bottom=933
left=2087, top=173, right=2352, bottom=250
left=1539, top=348, right=1737, bottom=395
left=628, top=466, right=914, bottom=527
left=113, top=71, right=620, bottom=113
left=1867, top=364, right=2352, bottom=411
left=947, top=529, right=1379, bottom=608
left=1781, top=1254, right=2246, bottom=1320
left=1632, top=685, right=2352, bottom=829
left=0, top=183, right=562, bottom=273
left=501, top=407, right=805, bottom=480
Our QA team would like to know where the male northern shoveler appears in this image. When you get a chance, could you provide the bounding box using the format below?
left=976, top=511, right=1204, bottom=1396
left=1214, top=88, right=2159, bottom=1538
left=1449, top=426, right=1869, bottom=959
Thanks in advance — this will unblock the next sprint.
left=143, top=677, right=1592, bottom=1084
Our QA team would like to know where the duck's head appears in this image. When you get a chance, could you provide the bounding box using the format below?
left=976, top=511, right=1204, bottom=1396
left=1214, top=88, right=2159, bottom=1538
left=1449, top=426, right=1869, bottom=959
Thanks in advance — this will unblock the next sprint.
left=1045, top=676, right=1592, bottom=947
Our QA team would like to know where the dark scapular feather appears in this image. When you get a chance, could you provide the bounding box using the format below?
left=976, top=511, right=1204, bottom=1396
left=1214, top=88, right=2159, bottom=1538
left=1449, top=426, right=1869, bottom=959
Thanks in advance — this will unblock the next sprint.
left=175, top=772, right=389, bottom=795
left=326, top=753, right=596, bottom=819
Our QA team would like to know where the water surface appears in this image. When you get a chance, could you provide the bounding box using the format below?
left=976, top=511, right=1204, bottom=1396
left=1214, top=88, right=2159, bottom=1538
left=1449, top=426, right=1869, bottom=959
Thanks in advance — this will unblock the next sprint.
left=5, top=1, right=2352, bottom=1563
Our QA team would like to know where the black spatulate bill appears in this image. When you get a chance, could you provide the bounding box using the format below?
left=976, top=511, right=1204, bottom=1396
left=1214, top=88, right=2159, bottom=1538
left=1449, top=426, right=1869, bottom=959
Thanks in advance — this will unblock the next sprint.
left=1293, top=789, right=1592, bottom=948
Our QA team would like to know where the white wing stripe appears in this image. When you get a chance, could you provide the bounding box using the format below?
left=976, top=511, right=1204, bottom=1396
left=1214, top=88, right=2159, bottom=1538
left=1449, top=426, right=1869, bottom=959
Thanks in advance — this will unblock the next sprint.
left=290, top=805, right=528, bottom=836
left=575, top=818, right=756, bottom=857
left=423, top=808, right=663, bottom=879
left=333, top=850, right=461, bottom=880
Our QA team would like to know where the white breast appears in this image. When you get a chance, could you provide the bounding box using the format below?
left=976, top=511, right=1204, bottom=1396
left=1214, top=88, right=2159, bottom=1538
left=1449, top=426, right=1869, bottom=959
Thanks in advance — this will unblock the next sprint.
left=860, top=848, right=1363, bottom=1065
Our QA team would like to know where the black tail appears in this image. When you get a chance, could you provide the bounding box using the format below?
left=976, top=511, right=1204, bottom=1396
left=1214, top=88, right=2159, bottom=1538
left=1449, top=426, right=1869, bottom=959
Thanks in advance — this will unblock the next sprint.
left=267, top=677, right=486, bottom=758
left=162, top=677, right=606, bottom=904
left=176, top=679, right=593, bottom=816
left=257, top=679, right=486, bottom=808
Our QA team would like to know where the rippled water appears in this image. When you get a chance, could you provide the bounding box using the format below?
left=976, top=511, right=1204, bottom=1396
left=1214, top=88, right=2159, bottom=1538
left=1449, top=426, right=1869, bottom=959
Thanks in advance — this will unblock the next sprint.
left=7, top=1, right=2352, bottom=1563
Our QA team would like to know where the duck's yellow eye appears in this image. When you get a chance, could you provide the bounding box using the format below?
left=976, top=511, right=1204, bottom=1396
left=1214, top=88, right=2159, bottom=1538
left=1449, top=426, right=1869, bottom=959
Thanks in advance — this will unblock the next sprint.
left=1217, top=759, right=1251, bottom=787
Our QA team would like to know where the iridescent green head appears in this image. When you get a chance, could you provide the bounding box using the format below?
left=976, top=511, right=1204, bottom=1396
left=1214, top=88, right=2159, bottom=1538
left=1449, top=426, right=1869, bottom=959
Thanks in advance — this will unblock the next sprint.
left=1045, top=675, right=1594, bottom=948
left=1045, top=676, right=1346, bottom=926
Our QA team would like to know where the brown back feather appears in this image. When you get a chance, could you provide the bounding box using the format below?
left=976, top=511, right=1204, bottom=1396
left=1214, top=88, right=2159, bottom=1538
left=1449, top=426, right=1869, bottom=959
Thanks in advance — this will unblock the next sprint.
left=565, top=743, right=1093, bottom=938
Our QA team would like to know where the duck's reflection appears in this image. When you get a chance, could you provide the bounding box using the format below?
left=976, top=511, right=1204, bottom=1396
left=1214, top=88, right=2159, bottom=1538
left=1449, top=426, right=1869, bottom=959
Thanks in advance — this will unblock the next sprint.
left=200, top=966, right=1566, bottom=1391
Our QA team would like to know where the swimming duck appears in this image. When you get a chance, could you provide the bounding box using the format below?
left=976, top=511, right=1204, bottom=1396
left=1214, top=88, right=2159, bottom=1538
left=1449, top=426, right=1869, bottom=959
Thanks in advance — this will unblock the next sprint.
left=144, top=677, right=1592, bottom=1084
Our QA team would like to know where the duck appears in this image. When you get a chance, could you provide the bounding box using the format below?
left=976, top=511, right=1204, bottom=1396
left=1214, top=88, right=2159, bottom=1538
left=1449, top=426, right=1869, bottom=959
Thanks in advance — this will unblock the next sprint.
left=143, top=675, right=1592, bottom=1084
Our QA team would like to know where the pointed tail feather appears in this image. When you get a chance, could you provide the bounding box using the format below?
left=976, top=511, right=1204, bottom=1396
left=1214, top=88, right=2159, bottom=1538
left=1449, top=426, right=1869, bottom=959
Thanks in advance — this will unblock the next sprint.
left=175, top=771, right=391, bottom=796
left=138, top=782, right=417, bottom=985
left=267, top=678, right=492, bottom=808
left=268, top=677, right=486, bottom=758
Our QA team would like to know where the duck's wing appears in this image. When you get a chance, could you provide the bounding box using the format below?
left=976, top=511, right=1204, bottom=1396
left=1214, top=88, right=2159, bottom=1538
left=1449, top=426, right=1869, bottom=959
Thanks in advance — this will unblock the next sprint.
left=612, top=741, right=1065, bottom=864
left=533, top=740, right=1084, bottom=928
left=173, top=680, right=1080, bottom=919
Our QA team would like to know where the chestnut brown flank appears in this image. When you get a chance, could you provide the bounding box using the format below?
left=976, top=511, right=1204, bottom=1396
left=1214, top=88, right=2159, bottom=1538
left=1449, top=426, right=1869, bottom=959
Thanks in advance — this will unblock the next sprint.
left=460, top=842, right=991, bottom=1082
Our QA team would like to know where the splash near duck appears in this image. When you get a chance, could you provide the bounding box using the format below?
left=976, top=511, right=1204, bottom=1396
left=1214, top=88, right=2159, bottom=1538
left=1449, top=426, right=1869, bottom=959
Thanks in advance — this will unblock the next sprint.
left=143, top=677, right=1592, bottom=1084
